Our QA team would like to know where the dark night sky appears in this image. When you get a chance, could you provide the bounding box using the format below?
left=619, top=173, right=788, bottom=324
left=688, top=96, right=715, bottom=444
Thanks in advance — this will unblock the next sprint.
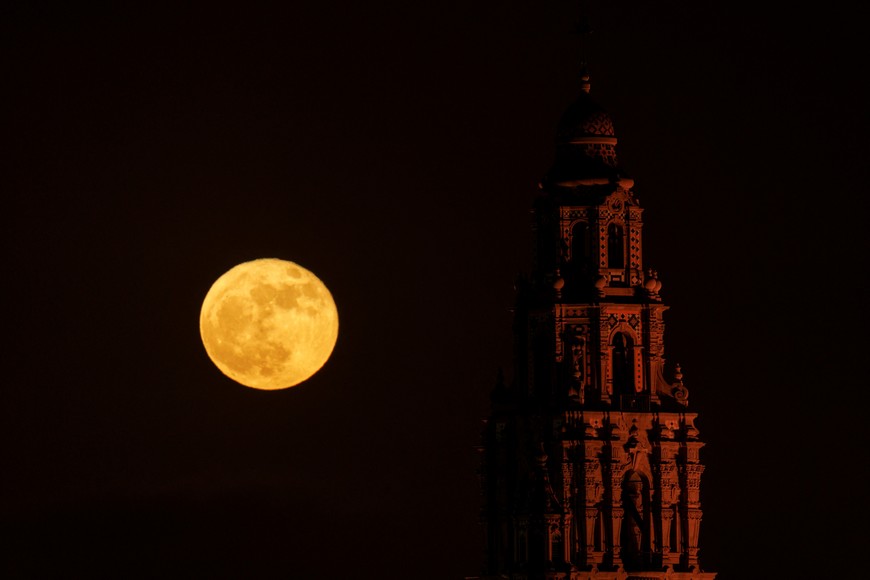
left=3, top=2, right=868, bottom=578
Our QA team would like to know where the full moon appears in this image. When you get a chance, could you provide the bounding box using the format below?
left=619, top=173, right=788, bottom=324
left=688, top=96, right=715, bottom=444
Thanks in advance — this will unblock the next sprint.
left=199, top=258, right=339, bottom=390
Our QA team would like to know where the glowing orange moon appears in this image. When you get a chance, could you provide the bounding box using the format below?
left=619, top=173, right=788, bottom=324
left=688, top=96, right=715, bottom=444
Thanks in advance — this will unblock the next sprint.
left=199, top=258, right=339, bottom=390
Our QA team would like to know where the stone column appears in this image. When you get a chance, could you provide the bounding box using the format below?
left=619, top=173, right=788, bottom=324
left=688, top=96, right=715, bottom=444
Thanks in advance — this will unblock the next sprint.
left=584, top=506, right=600, bottom=564
left=561, top=514, right=573, bottom=566
left=661, top=503, right=681, bottom=567
left=686, top=508, right=703, bottom=569
left=599, top=349, right=611, bottom=404
left=560, top=443, right=575, bottom=568
left=582, top=438, right=604, bottom=568
left=606, top=442, right=627, bottom=568
left=684, top=461, right=705, bottom=570
left=678, top=439, right=705, bottom=571
left=656, top=450, right=680, bottom=568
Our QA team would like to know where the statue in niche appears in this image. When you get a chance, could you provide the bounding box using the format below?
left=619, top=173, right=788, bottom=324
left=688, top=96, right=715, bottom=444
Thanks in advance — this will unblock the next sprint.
left=621, top=472, right=648, bottom=568
left=571, top=336, right=585, bottom=383
left=567, top=333, right=585, bottom=400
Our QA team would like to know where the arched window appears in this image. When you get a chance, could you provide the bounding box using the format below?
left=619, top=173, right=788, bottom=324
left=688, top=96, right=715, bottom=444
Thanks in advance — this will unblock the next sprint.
left=607, top=223, right=624, bottom=268
left=611, top=332, right=634, bottom=395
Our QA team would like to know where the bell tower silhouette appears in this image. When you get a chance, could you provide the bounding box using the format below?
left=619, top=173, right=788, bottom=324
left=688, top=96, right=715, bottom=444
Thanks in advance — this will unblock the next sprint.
left=475, top=32, right=717, bottom=580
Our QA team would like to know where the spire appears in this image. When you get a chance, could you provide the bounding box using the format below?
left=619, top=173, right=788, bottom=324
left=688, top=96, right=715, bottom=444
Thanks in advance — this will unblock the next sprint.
left=575, top=0, right=593, bottom=92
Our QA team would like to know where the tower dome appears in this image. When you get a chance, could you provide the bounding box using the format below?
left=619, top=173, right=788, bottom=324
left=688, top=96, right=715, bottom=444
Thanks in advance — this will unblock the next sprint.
left=543, top=71, right=626, bottom=188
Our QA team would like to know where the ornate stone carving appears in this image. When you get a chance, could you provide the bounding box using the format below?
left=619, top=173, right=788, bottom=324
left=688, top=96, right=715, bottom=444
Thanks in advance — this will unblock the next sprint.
left=477, top=67, right=715, bottom=579
left=570, top=336, right=586, bottom=384
left=584, top=460, right=604, bottom=505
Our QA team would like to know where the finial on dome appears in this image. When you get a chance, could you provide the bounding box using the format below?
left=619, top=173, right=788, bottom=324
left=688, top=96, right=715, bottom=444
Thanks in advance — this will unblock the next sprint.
left=579, top=68, right=591, bottom=93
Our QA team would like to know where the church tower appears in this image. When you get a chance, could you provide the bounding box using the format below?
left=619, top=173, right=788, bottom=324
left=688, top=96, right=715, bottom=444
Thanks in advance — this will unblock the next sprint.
left=477, top=69, right=716, bottom=580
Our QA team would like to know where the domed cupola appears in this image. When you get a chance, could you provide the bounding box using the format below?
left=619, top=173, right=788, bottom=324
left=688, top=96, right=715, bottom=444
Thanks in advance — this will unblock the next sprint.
left=543, top=71, right=627, bottom=188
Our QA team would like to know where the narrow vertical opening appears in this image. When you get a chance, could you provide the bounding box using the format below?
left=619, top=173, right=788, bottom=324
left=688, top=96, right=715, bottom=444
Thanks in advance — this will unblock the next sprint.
left=607, top=223, right=624, bottom=268
left=593, top=510, right=602, bottom=552
left=611, top=332, right=634, bottom=396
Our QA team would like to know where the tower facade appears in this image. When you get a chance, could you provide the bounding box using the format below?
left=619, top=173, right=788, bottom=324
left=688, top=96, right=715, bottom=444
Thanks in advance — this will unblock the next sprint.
left=477, top=72, right=716, bottom=580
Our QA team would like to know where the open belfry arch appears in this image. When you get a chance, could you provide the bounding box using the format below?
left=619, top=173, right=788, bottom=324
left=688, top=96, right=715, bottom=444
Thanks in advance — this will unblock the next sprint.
left=476, top=66, right=716, bottom=580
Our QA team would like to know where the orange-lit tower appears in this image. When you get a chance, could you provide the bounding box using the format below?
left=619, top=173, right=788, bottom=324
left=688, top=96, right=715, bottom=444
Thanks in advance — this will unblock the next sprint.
left=477, top=69, right=716, bottom=580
